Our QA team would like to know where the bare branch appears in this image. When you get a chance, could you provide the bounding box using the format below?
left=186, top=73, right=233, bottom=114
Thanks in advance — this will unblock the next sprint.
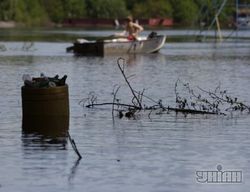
left=85, top=102, right=141, bottom=109
left=117, top=57, right=142, bottom=109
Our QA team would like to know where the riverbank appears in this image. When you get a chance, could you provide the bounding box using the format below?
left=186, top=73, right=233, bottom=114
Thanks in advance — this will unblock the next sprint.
left=62, top=18, right=173, bottom=28
left=0, top=18, right=174, bottom=29
left=0, top=21, right=16, bottom=28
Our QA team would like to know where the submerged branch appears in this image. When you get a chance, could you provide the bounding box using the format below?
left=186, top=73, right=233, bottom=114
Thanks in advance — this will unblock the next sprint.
left=81, top=58, right=249, bottom=119
left=86, top=102, right=220, bottom=115
left=117, top=57, right=143, bottom=109
left=197, top=86, right=250, bottom=113
left=86, top=102, right=141, bottom=109
left=167, top=107, right=222, bottom=115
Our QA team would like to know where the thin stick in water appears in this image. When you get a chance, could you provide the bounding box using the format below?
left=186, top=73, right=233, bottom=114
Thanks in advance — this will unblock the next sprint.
left=117, top=57, right=142, bottom=109
left=67, top=131, right=82, bottom=159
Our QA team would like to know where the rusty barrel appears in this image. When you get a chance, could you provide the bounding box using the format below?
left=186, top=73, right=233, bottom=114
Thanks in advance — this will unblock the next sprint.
left=22, top=85, right=69, bottom=137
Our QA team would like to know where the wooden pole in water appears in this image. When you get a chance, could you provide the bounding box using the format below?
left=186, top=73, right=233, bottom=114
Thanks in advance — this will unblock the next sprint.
left=67, top=131, right=82, bottom=160
left=236, top=0, right=239, bottom=40
left=215, top=15, right=223, bottom=42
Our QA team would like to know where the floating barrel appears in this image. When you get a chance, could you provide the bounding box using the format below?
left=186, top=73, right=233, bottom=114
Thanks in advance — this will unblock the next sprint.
left=22, top=85, right=69, bottom=138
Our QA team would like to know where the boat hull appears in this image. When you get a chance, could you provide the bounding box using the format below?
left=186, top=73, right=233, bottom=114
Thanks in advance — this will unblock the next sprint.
left=68, top=35, right=166, bottom=56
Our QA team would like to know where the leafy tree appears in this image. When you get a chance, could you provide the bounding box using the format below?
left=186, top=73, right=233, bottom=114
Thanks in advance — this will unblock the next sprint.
left=85, top=0, right=128, bottom=18
left=62, top=0, right=87, bottom=18
left=41, top=0, right=65, bottom=23
left=124, top=0, right=144, bottom=10
left=11, top=0, right=48, bottom=26
left=0, top=0, right=12, bottom=20
left=132, top=0, right=173, bottom=18
left=171, top=0, right=199, bottom=25
left=194, top=0, right=237, bottom=28
left=0, top=0, right=248, bottom=27
left=25, top=0, right=48, bottom=26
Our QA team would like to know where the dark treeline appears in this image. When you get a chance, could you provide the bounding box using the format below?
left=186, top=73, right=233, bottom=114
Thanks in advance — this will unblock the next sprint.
left=0, top=0, right=250, bottom=27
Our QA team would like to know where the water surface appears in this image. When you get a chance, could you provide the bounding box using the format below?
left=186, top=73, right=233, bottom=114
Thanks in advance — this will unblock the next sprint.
left=0, top=29, right=250, bottom=192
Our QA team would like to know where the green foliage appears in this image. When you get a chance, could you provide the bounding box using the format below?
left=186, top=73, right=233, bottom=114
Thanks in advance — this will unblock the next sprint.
left=85, top=0, right=128, bottom=18
left=0, top=0, right=248, bottom=27
left=41, top=0, right=86, bottom=23
left=124, top=0, right=144, bottom=10
left=171, top=0, right=199, bottom=25
left=63, top=0, right=87, bottom=18
left=132, top=0, right=173, bottom=18
left=16, top=0, right=48, bottom=26
left=0, top=0, right=12, bottom=20
left=41, top=0, right=65, bottom=23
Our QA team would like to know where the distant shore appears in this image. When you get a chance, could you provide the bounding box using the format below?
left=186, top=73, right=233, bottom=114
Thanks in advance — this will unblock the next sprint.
left=0, top=21, right=16, bottom=28
left=0, top=18, right=174, bottom=29
left=62, top=18, right=173, bottom=28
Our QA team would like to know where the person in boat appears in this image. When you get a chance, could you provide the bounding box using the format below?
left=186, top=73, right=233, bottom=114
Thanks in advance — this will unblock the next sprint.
left=125, top=16, right=144, bottom=40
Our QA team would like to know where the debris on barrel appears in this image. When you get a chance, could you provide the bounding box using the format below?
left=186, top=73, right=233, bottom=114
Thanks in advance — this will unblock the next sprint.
left=22, top=73, right=67, bottom=88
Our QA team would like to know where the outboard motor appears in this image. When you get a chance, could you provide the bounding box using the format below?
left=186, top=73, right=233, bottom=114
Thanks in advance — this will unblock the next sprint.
left=148, top=31, right=158, bottom=39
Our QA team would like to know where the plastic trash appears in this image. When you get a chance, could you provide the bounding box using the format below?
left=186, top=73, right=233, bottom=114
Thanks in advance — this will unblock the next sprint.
left=22, top=74, right=67, bottom=88
left=22, top=74, right=32, bottom=82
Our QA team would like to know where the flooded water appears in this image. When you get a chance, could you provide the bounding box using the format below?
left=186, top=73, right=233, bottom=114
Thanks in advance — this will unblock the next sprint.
left=0, top=29, right=250, bottom=192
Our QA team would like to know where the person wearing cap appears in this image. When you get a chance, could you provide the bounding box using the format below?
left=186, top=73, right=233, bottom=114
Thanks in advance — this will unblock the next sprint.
left=125, top=16, right=144, bottom=40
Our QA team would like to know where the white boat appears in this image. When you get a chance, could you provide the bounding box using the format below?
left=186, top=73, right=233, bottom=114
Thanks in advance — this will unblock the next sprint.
left=237, top=16, right=250, bottom=29
left=66, top=32, right=166, bottom=56
left=236, top=3, right=250, bottom=29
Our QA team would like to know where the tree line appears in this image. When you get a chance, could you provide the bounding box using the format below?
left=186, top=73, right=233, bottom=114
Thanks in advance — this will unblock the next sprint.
left=0, top=0, right=250, bottom=27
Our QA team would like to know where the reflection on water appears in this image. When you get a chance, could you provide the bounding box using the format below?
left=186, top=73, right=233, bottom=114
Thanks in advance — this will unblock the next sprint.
left=68, top=158, right=81, bottom=183
left=22, top=116, right=69, bottom=150
left=22, top=132, right=67, bottom=150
